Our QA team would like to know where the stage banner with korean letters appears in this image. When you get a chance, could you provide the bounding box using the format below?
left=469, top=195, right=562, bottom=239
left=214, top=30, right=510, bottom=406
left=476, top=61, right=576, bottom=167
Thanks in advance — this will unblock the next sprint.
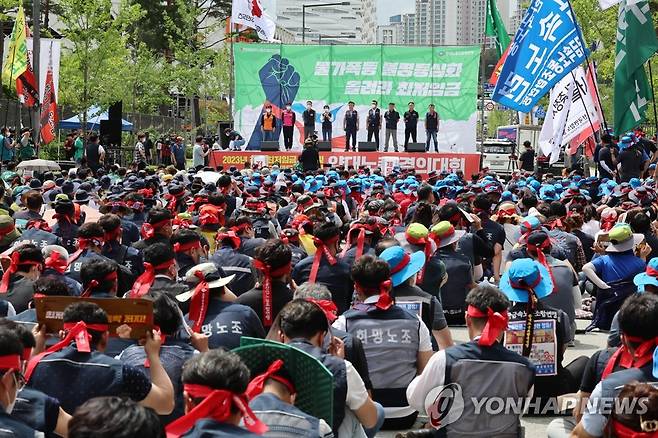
left=209, top=151, right=481, bottom=178
left=491, top=0, right=587, bottom=113
left=233, top=43, right=480, bottom=152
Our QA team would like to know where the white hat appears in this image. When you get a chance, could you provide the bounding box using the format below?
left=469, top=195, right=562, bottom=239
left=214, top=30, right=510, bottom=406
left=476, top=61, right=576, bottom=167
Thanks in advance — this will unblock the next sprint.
left=176, top=262, right=235, bottom=302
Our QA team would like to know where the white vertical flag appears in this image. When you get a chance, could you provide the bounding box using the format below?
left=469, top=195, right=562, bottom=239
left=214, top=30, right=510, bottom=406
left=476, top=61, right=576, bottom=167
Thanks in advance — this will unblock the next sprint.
left=231, top=0, right=277, bottom=42
left=539, top=75, right=574, bottom=165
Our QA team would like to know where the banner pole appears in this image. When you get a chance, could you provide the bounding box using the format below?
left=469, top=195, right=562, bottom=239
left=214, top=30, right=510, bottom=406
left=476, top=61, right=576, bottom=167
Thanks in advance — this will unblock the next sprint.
left=647, top=60, right=658, bottom=138
left=584, top=56, right=608, bottom=132
left=3, top=31, right=18, bottom=129
left=229, top=21, right=235, bottom=124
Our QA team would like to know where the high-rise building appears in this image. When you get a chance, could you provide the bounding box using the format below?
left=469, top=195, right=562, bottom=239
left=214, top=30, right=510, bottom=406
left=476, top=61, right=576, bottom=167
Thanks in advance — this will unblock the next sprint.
left=401, top=13, right=416, bottom=45
left=411, top=0, right=487, bottom=46
left=276, top=0, right=376, bottom=43
left=377, top=15, right=403, bottom=44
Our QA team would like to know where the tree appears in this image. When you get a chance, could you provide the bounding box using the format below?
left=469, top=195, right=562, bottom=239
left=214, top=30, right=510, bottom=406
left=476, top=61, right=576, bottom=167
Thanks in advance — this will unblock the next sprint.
left=56, top=0, right=142, bottom=136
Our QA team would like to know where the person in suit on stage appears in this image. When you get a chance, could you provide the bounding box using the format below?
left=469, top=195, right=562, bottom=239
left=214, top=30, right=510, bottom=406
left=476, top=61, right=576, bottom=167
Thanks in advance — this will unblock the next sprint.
left=367, top=100, right=382, bottom=149
left=404, top=102, right=419, bottom=151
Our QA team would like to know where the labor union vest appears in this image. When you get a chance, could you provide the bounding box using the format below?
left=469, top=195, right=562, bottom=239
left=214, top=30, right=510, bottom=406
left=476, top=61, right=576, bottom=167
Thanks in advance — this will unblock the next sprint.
left=0, top=411, right=35, bottom=438
left=27, top=345, right=124, bottom=414
left=437, top=341, right=534, bottom=438
left=343, top=304, right=420, bottom=410
left=288, top=339, right=347, bottom=431
left=345, top=111, right=358, bottom=130
left=249, top=393, right=322, bottom=438
left=13, top=228, right=60, bottom=249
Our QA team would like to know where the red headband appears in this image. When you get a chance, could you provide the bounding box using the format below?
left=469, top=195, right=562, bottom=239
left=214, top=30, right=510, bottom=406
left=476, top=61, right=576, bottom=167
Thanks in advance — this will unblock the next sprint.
left=25, top=321, right=110, bottom=382
left=526, top=239, right=557, bottom=295
left=165, top=384, right=267, bottom=437
left=173, top=240, right=202, bottom=253
left=0, top=354, right=21, bottom=371
left=610, top=419, right=657, bottom=438
left=188, top=271, right=211, bottom=333
left=129, top=259, right=176, bottom=298
left=44, top=250, right=68, bottom=275
left=309, top=235, right=339, bottom=284
left=340, top=224, right=373, bottom=260
left=26, top=220, right=51, bottom=232
left=80, top=271, right=118, bottom=298
left=467, top=305, right=509, bottom=347
left=0, top=252, right=41, bottom=293
left=245, top=359, right=296, bottom=399
left=68, top=237, right=104, bottom=264
left=216, top=231, right=241, bottom=249
left=306, top=298, right=338, bottom=323
left=253, top=260, right=292, bottom=327
left=358, top=280, right=393, bottom=311
left=390, top=253, right=411, bottom=275
left=141, top=218, right=171, bottom=240
left=602, top=335, right=658, bottom=380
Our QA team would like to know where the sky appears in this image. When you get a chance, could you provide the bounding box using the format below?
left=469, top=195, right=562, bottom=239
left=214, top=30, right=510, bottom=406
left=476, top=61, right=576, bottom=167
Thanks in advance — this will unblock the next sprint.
left=376, top=0, right=414, bottom=25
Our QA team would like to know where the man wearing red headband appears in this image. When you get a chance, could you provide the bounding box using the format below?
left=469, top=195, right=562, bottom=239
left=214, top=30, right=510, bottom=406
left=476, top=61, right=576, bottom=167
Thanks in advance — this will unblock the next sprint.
left=99, top=213, right=143, bottom=279
left=210, top=229, right=255, bottom=296
left=232, top=217, right=266, bottom=258
left=26, top=302, right=175, bottom=417
left=181, top=262, right=264, bottom=350
left=0, top=328, right=36, bottom=435
left=1, top=244, right=43, bottom=313
left=278, top=299, right=380, bottom=438
left=335, top=256, right=432, bottom=430
left=135, top=243, right=188, bottom=301
left=133, top=208, right=174, bottom=251
left=79, top=259, right=119, bottom=299
left=237, top=240, right=293, bottom=329
left=292, top=222, right=352, bottom=314
left=16, top=218, right=59, bottom=249
left=167, top=350, right=266, bottom=437
left=407, top=285, right=535, bottom=437
left=570, top=294, right=658, bottom=438
left=340, top=219, right=380, bottom=269
left=171, top=229, right=207, bottom=278
left=247, top=359, right=334, bottom=438
left=50, top=195, right=79, bottom=254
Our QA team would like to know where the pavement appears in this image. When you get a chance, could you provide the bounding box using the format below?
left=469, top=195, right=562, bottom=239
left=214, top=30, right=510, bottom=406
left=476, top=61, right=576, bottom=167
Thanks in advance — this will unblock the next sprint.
left=377, top=319, right=609, bottom=438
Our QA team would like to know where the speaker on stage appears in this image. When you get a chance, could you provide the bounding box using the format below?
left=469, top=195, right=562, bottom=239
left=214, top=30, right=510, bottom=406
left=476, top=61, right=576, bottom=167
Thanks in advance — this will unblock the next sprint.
left=260, top=141, right=280, bottom=151
left=101, top=101, right=122, bottom=147
left=358, top=142, right=377, bottom=152
left=407, top=143, right=426, bottom=153
left=317, top=141, right=332, bottom=151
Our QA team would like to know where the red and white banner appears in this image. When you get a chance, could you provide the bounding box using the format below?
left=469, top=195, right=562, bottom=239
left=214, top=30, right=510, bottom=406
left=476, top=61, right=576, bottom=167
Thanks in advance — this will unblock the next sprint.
left=209, top=151, right=481, bottom=177
left=40, top=45, right=57, bottom=145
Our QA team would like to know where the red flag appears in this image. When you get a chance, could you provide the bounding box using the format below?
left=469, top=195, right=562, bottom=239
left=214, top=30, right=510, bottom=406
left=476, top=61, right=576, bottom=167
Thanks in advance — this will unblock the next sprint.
left=488, top=43, right=510, bottom=86
left=40, top=48, right=57, bottom=145
left=16, top=22, right=38, bottom=107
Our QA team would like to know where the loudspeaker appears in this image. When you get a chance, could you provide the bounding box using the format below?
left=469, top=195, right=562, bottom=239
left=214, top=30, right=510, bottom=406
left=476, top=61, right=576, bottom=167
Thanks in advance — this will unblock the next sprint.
left=102, top=101, right=122, bottom=147
left=317, top=141, right=332, bottom=151
left=407, top=142, right=426, bottom=152
left=260, top=141, right=280, bottom=151
left=358, top=141, right=377, bottom=152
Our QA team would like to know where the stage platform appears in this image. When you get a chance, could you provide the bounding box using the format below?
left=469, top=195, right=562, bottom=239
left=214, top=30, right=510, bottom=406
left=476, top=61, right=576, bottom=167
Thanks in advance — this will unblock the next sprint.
left=209, top=150, right=481, bottom=177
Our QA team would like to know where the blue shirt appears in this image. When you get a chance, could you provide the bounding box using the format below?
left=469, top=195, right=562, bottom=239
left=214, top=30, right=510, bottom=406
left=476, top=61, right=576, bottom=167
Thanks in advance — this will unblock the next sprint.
left=172, top=142, right=186, bottom=163
left=591, top=251, right=646, bottom=283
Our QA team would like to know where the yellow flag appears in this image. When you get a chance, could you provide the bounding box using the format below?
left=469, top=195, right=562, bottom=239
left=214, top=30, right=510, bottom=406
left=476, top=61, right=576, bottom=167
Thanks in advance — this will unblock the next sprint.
left=1, top=5, right=29, bottom=91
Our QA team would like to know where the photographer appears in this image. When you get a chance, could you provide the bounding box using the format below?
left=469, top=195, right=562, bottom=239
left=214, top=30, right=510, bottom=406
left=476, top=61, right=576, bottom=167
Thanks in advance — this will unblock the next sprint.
left=298, top=135, right=320, bottom=172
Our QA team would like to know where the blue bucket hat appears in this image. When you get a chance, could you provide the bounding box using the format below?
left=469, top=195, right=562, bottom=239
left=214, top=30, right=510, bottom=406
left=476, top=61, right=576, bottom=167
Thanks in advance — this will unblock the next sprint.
left=629, top=178, right=642, bottom=189
left=619, top=135, right=633, bottom=149
left=519, top=216, right=542, bottom=236
left=634, top=258, right=658, bottom=292
left=500, top=258, right=554, bottom=303
left=539, top=185, right=558, bottom=201
left=380, top=246, right=426, bottom=287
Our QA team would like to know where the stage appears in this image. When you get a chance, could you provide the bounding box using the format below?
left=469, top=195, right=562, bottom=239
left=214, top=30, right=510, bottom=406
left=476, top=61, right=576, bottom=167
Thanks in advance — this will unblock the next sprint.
left=209, top=150, right=481, bottom=177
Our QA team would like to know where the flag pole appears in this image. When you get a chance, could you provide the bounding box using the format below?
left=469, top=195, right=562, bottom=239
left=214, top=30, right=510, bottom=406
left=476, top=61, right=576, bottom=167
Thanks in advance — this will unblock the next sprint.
left=3, top=42, right=17, bottom=128
left=584, top=56, right=608, bottom=131
left=647, top=60, right=658, bottom=138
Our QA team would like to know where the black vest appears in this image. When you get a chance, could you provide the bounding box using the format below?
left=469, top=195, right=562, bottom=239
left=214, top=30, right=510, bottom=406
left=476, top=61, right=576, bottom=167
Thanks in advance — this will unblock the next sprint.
left=288, top=339, right=347, bottom=431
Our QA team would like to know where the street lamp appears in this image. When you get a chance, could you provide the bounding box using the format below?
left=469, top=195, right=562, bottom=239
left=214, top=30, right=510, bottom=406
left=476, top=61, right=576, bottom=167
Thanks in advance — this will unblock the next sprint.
left=318, top=34, right=356, bottom=45
left=302, top=2, right=351, bottom=43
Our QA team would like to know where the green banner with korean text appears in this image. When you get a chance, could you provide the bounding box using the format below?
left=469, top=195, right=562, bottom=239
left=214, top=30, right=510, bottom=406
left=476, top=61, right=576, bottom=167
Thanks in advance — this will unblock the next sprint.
left=233, top=43, right=480, bottom=152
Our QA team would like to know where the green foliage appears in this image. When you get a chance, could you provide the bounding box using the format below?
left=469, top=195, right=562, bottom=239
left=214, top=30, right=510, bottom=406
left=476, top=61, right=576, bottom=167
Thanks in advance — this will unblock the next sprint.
left=487, top=109, right=508, bottom=135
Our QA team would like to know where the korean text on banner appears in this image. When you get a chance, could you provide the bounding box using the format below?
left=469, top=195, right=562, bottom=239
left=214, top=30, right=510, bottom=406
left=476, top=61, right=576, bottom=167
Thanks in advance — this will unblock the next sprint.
left=492, top=0, right=587, bottom=113
left=233, top=44, right=480, bottom=152
left=539, top=75, right=574, bottom=165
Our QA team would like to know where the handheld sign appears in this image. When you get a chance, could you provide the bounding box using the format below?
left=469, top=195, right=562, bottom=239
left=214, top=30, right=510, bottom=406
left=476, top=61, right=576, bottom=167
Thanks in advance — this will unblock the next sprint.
left=35, top=297, right=154, bottom=339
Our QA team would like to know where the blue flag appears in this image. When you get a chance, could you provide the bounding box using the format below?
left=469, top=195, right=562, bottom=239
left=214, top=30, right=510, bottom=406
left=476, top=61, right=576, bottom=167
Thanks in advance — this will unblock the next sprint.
left=492, top=0, right=587, bottom=113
